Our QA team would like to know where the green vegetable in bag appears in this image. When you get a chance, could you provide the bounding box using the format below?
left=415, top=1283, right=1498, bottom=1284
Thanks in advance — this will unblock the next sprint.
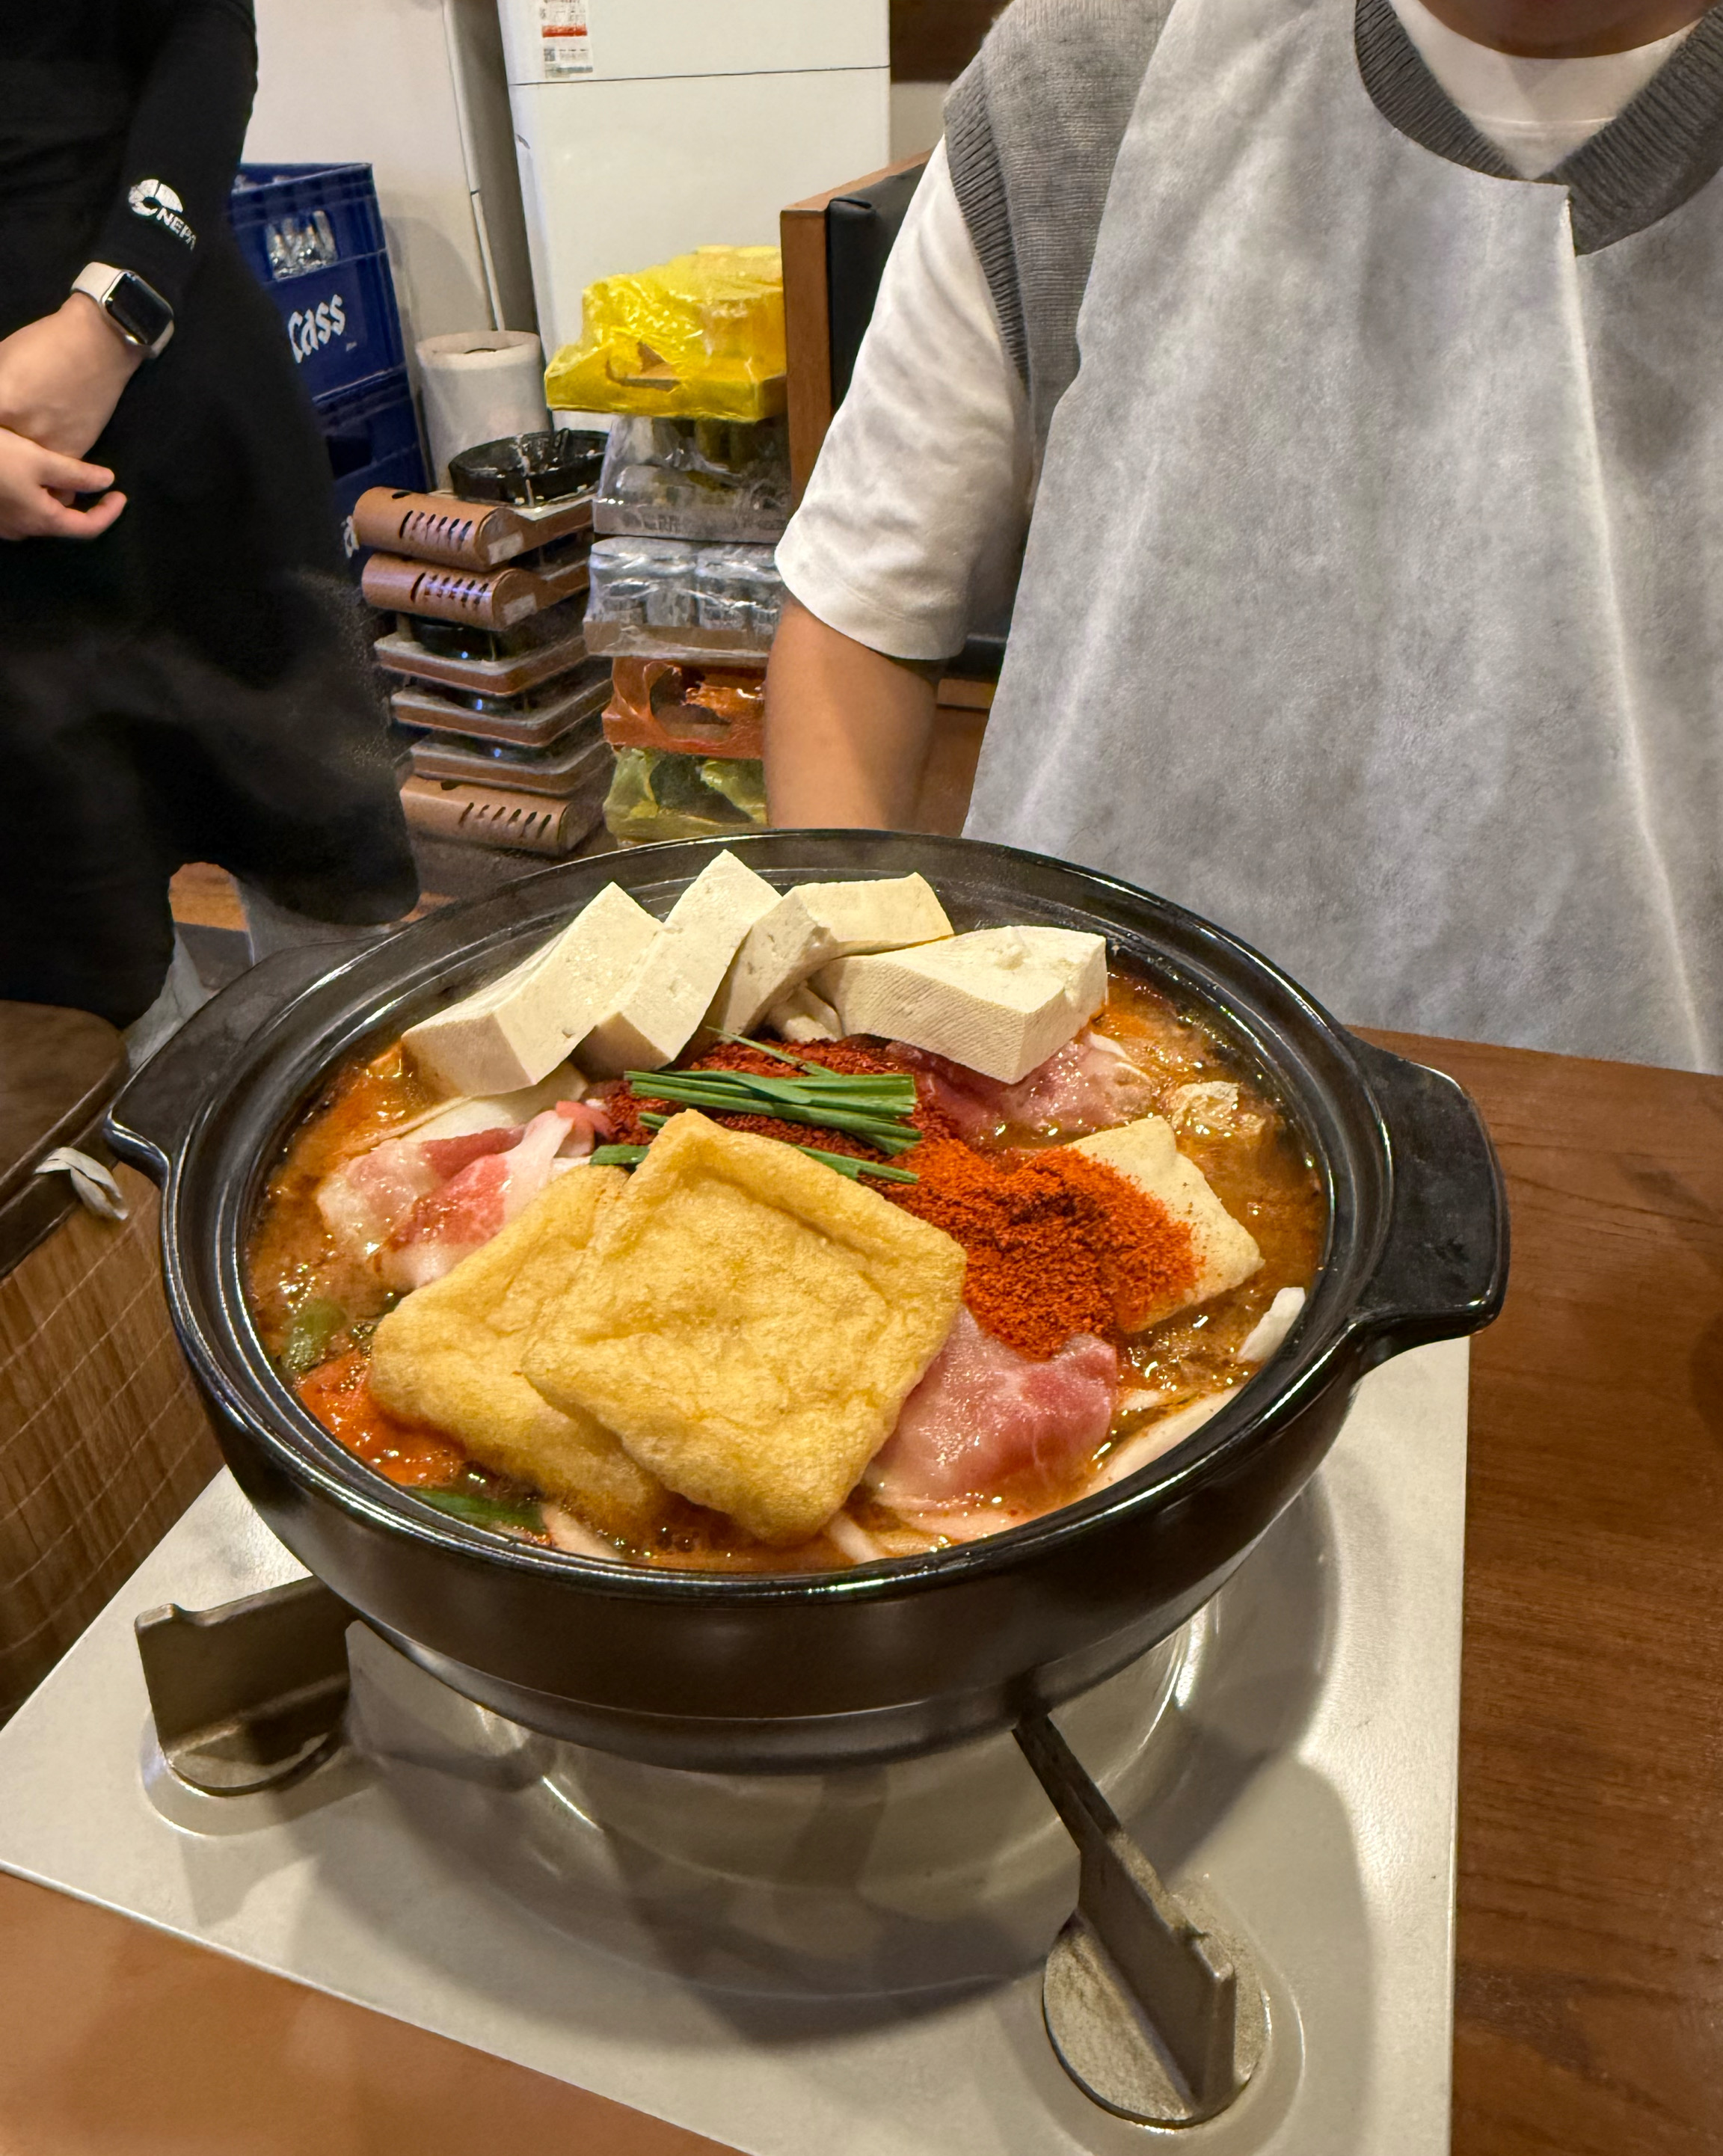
left=602, top=746, right=768, bottom=846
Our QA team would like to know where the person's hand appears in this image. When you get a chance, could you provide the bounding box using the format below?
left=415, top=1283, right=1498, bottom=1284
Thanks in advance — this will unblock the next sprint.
left=0, top=427, right=126, bottom=541
left=0, top=295, right=143, bottom=459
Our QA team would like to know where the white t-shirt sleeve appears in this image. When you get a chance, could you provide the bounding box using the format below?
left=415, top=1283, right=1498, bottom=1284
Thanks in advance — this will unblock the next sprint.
left=775, top=138, right=1034, bottom=665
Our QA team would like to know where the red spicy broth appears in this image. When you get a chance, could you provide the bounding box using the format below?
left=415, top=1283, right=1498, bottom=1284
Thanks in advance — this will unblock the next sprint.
left=245, top=970, right=1324, bottom=1567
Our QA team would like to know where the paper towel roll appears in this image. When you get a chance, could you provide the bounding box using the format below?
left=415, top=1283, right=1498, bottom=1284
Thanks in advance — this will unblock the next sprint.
left=417, top=331, right=550, bottom=488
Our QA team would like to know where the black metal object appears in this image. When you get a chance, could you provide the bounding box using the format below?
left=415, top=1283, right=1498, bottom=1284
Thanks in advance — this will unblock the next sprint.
left=407, top=593, right=587, bottom=663
left=135, top=1576, right=353, bottom=1794
left=107, top=830, right=1508, bottom=1775
left=826, top=162, right=927, bottom=408
left=948, top=629, right=1007, bottom=684
left=449, top=430, right=604, bottom=507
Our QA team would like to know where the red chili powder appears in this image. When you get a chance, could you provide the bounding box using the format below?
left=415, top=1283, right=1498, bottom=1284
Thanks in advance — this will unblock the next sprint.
left=886, top=1136, right=1196, bottom=1360
left=601, top=1037, right=1193, bottom=1360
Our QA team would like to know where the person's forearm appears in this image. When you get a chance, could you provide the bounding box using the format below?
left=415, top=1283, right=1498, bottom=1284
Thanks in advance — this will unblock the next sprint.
left=764, top=597, right=939, bottom=828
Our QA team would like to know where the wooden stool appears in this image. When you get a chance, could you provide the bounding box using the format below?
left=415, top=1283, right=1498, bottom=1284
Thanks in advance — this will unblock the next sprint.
left=0, top=1004, right=220, bottom=1721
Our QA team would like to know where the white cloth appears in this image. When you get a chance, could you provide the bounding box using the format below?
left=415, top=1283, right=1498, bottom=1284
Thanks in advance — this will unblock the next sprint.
left=1391, top=0, right=1691, bottom=176
left=776, top=2, right=1695, bottom=660
left=123, top=888, right=386, bottom=1070
left=238, top=882, right=390, bottom=965
left=959, top=0, right=1723, bottom=1068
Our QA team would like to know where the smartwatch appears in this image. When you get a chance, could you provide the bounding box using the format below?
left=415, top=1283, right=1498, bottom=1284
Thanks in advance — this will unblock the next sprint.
left=70, top=262, right=175, bottom=357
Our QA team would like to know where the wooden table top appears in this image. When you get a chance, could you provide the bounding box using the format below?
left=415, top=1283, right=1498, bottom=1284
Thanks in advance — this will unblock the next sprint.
left=1, top=1030, right=1719, bottom=2154
left=1366, top=1031, right=1723, bottom=2156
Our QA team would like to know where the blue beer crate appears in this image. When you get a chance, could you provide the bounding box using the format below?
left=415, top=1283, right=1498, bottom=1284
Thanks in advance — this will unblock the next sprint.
left=319, top=367, right=427, bottom=571
left=231, top=162, right=405, bottom=406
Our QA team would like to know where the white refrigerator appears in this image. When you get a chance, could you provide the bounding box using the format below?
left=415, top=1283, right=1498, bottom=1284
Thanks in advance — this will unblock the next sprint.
left=496, top=0, right=891, bottom=362
left=245, top=0, right=538, bottom=358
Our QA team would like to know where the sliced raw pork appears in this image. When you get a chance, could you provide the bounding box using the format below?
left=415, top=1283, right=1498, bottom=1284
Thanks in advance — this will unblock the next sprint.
left=316, top=1095, right=612, bottom=1289
left=316, top=1134, right=452, bottom=1260
left=381, top=1105, right=602, bottom=1292
left=870, top=1311, right=1119, bottom=1518
left=897, top=1032, right=1155, bottom=1145
left=315, top=1063, right=601, bottom=1262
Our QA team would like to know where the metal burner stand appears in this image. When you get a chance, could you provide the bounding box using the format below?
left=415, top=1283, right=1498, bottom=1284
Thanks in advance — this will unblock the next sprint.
left=135, top=1577, right=1268, bottom=2129
left=0, top=1339, right=1469, bottom=2156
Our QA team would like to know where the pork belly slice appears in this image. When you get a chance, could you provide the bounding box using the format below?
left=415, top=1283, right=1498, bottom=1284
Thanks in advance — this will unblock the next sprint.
left=1069, top=1117, right=1262, bottom=1326
left=316, top=1137, right=447, bottom=1262
left=379, top=1103, right=600, bottom=1293
left=894, top=1030, right=1157, bottom=1144
left=871, top=1310, right=1119, bottom=1514
left=315, top=1064, right=594, bottom=1262
left=369, top=1165, right=671, bottom=1544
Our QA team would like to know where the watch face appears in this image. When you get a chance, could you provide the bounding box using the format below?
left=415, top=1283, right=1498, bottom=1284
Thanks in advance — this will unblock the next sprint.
left=107, top=271, right=173, bottom=351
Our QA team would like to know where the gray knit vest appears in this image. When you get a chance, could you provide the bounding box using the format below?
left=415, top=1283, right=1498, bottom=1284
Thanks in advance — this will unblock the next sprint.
left=945, top=0, right=1723, bottom=458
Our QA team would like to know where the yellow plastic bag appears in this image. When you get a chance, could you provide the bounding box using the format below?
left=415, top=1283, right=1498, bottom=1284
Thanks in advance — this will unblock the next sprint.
left=545, top=247, right=786, bottom=423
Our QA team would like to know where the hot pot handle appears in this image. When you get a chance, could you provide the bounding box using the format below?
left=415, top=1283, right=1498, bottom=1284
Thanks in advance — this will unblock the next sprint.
left=1345, top=1038, right=1509, bottom=1361
left=107, top=939, right=375, bottom=1184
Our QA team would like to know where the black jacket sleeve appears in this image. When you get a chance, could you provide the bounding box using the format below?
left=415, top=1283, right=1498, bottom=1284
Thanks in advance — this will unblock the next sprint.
left=90, top=0, right=257, bottom=312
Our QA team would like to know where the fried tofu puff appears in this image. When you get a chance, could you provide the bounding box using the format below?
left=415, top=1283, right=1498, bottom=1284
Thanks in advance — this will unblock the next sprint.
left=523, top=1112, right=967, bottom=1545
left=369, top=1165, right=672, bottom=1542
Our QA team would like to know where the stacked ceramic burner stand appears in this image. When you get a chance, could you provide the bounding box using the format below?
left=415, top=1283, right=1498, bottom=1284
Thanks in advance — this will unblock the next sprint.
left=584, top=415, right=790, bottom=845
left=352, top=430, right=615, bottom=859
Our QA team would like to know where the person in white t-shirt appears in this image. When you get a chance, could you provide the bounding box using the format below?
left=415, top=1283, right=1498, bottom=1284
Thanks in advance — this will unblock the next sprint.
left=767, top=0, right=1723, bottom=1070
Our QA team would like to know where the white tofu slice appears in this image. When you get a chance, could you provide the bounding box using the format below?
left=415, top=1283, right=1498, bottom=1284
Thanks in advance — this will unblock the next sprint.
left=1070, top=1116, right=1262, bottom=1323
left=815, top=925, right=1108, bottom=1084
left=403, top=884, right=662, bottom=1097
left=769, top=983, right=843, bottom=1043
left=708, top=873, right=953, bottom=1037
left=577, top=851, right=779, bottom=1076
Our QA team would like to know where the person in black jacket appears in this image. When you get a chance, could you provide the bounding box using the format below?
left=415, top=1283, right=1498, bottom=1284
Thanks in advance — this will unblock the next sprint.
left=0, top=0, right=417, bottom=1039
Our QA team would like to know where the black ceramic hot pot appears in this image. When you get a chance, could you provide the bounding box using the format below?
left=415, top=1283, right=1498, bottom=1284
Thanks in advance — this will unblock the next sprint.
left=109, top=832, right=1507, bottom=1774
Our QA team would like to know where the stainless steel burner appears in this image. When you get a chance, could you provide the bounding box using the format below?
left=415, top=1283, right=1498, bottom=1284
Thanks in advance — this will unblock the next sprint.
left=0, top=1340, right=1469, bottom=2155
